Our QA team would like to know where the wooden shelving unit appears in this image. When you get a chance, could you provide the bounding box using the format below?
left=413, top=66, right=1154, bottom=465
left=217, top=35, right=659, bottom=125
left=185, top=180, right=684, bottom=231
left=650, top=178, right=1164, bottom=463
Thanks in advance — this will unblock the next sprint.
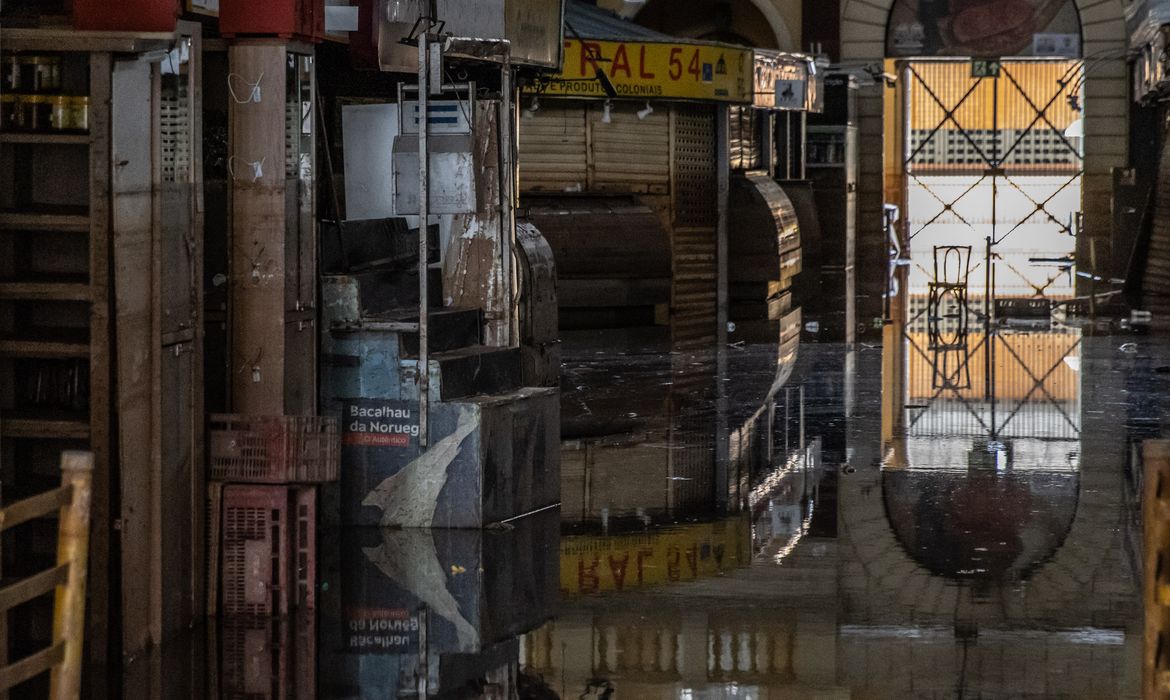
left=0, top=44, right=112, bottom=679
left=0, top=23, right=205, bottom=672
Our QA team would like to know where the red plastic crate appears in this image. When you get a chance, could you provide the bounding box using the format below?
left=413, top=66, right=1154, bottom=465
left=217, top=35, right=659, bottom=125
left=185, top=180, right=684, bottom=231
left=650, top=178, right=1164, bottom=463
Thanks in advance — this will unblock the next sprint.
left=293, top=486, right=317, bottom=611
left=73, top=0, right=178, bottom=31
left=218, top=611, right=316, bottom=699
left=219, top=616, right=287, bottom=698
left=221, top=485, right=291, bottom=616
left=218, top=485, right=317, bottom=617
left=209, top=414, right=339, bottom=484
left=219, top=0, right=325, bottom=42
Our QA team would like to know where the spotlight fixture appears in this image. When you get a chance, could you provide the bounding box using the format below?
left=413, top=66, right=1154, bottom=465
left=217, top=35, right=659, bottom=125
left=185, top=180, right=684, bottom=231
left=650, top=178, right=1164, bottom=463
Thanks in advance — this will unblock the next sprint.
left=601, top=99, right=612, bottom=124
left=636, top=101, right=653, bottom=120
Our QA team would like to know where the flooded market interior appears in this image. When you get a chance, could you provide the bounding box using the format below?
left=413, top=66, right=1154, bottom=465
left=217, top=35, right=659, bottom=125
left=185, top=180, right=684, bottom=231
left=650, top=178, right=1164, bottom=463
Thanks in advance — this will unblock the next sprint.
left=1, top=0, right=1170, bottom=698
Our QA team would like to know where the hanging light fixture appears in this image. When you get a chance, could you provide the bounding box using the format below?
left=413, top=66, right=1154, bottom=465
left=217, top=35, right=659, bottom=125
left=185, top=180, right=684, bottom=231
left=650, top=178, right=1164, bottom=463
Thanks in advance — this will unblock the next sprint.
left=601, top=99, right=612, bottom=124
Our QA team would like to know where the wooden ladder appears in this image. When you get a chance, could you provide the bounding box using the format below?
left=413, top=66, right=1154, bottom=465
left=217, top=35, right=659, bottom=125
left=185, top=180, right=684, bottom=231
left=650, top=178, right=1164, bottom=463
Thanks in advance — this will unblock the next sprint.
left=0, top=451, right=92, bottom=699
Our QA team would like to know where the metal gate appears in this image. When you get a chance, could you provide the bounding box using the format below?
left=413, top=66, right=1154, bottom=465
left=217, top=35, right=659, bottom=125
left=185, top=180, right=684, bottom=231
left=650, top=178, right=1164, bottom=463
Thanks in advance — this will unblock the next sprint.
left=895, top=59, right=1086, bottom=453
left=903, top=59, right=1083, bottom=321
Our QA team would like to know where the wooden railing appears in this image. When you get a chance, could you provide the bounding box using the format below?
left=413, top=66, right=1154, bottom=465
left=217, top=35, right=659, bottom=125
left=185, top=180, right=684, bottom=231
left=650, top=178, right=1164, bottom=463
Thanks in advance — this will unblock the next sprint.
left=0, top=451, right=92, bottom=699
left=1146, top=440, right=1170, bottom=698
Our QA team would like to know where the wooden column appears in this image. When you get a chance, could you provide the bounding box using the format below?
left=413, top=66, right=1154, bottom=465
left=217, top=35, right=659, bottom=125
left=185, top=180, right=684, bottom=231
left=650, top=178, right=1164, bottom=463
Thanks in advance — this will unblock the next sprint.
left=87, top=50, right=114, bottom=675
left=228, top=40, right=315, bottom=416
left=229, top=41, right=290, bottom=416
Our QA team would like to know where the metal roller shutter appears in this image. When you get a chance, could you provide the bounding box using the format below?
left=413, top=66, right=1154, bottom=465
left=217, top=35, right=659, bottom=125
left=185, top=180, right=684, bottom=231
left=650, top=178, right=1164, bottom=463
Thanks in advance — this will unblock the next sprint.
left=588, top=102, right=670, bottom=194
left=1144, top=135, right=1170, bottom=309
left=519, top=103, right=588, bottom=193
left=671, top=105, right=718, bottom=349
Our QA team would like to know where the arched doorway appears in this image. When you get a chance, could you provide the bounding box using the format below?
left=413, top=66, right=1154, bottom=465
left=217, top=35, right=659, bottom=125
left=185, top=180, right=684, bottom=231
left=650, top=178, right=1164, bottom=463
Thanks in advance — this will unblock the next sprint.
left=839, top=0, right=1128, bottom=335
left=633, top=0, right=795, bottom=51
left=837, top=0, right=1133, bottom=631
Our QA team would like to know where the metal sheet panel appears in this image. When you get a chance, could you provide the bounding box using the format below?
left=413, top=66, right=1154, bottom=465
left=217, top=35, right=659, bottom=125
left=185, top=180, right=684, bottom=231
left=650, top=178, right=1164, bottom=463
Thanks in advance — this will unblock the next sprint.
left=729, top=106, right=760, bottom=171
left=672, top=104, right=717, bottom=228
left=753, top=51, right=816, bottom=111
left=392, top=134, right=477, bottom=215
left=375, top=0, right=564, bottom=70
left=342, top=103, right=398, bottom=221
left=1128, top=0, right=1170, bottom=48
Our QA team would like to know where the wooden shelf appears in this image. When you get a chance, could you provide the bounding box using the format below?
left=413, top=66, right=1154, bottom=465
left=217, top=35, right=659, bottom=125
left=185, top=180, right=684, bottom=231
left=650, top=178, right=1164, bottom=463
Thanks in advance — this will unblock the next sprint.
left=0, top=132, right=90, bottom=146
left=1, top=28, right=175, bottom=53
left=0, top=329, right=90, bottom=358
left=0, top=409, right=90, bottom=440
left=0, top=281, right=91, bottom=301
left=0, top=212, right=90, bottom=232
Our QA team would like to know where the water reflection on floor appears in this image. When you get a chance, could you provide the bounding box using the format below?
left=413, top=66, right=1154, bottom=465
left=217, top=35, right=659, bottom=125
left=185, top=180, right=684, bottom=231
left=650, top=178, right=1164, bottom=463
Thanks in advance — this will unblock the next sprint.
left=124, top=326, right=1165, bottom=698
left=524, top=328, right=1158, bottom=700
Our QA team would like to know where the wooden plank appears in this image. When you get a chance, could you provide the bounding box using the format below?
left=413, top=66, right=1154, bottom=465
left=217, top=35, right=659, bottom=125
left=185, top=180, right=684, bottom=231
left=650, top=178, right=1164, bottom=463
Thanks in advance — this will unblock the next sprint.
left=0, top=564, right=69, bottom=613
left=186, top=18, right=209, bottom=621
left=0, top=28, right=172, bottom=53
left=0, top=487, right=72, bottom=531
left=50, top=451, right=93, bottom=699
left=86, top=50, right=113, bottom=677
left=0, top=414, right=90, bottom=440
left=1145, top=440, right=1170, bottom=700
left=0, top=133, right=90, bottom=146
left=111, top=55, right=158, bottom=659
left=0, top=338, right=90, bottom=358
left=0, top=212, right=90, bottom=232
left=0, top=282, right=90, bottom=301
left=0, top=642, right=64, bottom=692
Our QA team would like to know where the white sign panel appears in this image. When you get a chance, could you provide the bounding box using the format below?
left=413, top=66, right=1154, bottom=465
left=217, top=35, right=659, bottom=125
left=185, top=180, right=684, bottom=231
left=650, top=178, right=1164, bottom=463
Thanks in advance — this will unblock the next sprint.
left=400, top=100, right=472, bottom=135
left=342, top=103, right=399, bottom=221
left=1032, top=33, right=1081, bottom=57
left=775, top=79, right=807, bottom=111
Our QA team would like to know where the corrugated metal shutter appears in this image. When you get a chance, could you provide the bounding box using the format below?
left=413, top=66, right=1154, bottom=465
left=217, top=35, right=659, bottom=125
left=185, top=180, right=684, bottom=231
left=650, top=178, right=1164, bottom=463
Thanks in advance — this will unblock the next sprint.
left=519, top=100, right=669, bottom=195
left=671, top=104, right=718, bottom=349
left=1144, top=136, right=1170, bottom=307
left=729, top=105, right=761, bottom=171
left=519, top=103, right=588, bottom=193
left=588, top=102, right=670, bottom=194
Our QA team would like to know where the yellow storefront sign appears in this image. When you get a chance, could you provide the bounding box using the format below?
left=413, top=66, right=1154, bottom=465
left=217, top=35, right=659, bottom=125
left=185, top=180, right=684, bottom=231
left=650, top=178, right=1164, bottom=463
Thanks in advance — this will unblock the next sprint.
left=560, top=515, right=751, bottom=595
left=539, top=39, right=752, bottom=103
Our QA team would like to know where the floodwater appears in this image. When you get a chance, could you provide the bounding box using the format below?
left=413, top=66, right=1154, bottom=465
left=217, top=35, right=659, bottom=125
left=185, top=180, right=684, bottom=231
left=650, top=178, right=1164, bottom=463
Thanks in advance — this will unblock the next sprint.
left=124, top=318, right=1163, bottom=699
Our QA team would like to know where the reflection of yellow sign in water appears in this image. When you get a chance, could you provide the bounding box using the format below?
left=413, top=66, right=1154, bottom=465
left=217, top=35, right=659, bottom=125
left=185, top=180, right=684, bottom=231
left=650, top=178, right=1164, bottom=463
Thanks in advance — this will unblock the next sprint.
left=561, top=516, right=751, bottom=595
left=538, top=39, right=752, bottom=103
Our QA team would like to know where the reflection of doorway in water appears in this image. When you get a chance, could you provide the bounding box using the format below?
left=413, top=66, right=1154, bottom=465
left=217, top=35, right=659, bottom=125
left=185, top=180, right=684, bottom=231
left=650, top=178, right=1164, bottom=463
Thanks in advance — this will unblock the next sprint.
left=884, top=326, right=1083, bottom=583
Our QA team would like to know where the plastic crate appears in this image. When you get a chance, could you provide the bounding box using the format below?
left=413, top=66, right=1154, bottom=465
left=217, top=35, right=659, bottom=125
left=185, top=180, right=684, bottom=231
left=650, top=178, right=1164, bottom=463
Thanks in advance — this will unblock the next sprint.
left=217, top=611, right=316, bottom=699
left=209, top=414, right=339, bottom=484
left=293, top=486, right=317, bottom=611
left=217, top=485, right=317, bottom=617
left=221, top=486, right=291, bottom=616
left=220, top=616, right=287, bottom=698
left=73, top=0, right=177, bottom=31
left=219, top=0, right=325, bottom=42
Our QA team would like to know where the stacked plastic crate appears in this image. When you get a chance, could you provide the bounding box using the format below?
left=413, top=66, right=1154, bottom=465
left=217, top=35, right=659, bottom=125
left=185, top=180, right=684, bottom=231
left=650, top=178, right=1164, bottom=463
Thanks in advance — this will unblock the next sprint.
left=207, top=415, right=339, bottom=617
